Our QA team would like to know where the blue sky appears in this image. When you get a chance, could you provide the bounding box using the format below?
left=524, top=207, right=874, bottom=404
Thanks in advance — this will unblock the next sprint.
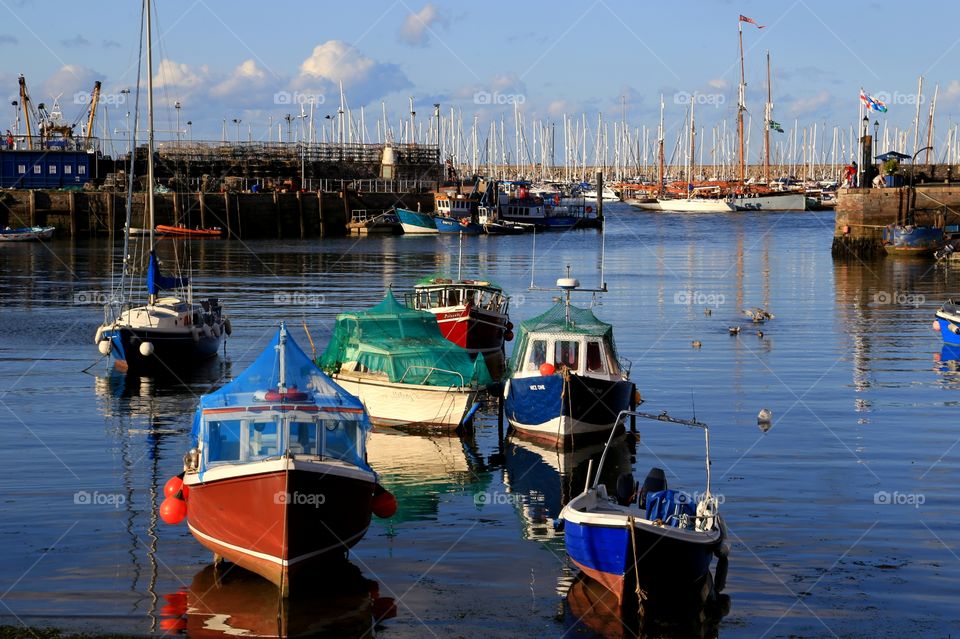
left=2, top=0, right=958, bottom=161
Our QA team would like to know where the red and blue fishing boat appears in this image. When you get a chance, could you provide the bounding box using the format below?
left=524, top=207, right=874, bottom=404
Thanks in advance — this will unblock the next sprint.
left=560, top=410, right=729, bottom=606
left=166, top=323, right=396, bottom=596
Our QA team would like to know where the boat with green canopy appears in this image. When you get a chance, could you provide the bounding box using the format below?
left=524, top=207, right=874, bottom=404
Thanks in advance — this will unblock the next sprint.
left=318, top=291, right=493, bottom=429
left=503, top=276, right=636, bottom=446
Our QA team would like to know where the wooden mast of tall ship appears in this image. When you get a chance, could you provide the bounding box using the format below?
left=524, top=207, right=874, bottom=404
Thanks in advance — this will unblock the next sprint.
left=764, top=51, right=772, bottom=185
left=688, top=95, right=696, bottom=195
left=657, top=94, right=665, bottom=197
left=736, top=17, right=747, bottom=185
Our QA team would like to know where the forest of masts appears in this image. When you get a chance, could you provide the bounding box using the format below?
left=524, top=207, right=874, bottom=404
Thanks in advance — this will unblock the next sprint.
left=264, top=87, right=959, bottom=184
left=99, top=78, right=957, bottom=184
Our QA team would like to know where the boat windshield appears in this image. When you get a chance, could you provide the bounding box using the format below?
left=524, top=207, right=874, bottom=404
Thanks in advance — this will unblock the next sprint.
left=202, top=409, right=368, bottom=469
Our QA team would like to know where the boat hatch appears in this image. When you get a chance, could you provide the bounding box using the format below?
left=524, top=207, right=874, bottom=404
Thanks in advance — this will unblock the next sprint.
left=200, top=409, right=366, bottom=468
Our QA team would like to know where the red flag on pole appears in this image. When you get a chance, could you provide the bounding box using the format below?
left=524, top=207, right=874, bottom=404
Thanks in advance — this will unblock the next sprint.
left=739, top=14, right=765, bottom=28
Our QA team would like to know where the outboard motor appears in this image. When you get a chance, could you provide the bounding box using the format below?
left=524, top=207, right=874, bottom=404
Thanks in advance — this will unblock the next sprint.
left=615, top=472, right=636, bottom=506
left=638, top=467, right=667, bottom=509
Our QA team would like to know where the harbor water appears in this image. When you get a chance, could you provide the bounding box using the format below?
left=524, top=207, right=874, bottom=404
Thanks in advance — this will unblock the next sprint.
left=0, top=205, right=958, bottom=637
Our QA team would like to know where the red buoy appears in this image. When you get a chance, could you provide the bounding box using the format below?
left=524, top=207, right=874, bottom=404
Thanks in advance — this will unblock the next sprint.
left=372, top=486, right=398, bottom=518
left=159, top=493, right=188, bottom=525
left=539, top=363, right=556, bottom=376
left=164, top=474, right=189, bottom=501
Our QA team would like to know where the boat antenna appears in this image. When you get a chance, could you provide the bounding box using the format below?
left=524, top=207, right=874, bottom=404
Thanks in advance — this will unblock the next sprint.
left=277, top=322, right=288, bottom=393
left=691, top=388, right=697, bottom=422
left=457, top=230, right=463, bottom=281
left=599, top=215, right=607, bottom=292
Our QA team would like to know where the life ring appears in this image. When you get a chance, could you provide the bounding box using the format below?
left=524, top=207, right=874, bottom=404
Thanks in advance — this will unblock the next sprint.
left=553, top=194, right=560, bottom=205
left=264, top=386, right=310, bottom=402
left=585, top=206, right=593, bottom=213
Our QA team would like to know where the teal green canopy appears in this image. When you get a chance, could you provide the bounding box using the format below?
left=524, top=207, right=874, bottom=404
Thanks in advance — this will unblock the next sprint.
left=508, top=302, right=618, bottom=373
left=319, top=291, right=493, bottom=388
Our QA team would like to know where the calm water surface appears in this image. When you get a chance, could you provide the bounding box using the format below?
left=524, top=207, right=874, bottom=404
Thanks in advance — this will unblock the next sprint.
left=1, top=205, right=958, bottom=637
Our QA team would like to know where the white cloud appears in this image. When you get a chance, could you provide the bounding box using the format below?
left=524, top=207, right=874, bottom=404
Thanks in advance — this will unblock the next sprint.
left=296, top=40, right=411, bottom=105
left=211, top=59, right=269, bottom=98
left=40, top=65, right=104, bottom=106
left=153, top=59, right=209, bottom=92
left=399, top=3, right=447, bottom=47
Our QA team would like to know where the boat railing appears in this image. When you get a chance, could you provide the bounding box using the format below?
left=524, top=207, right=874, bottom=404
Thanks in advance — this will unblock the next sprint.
left=591, top=410, right=711, bottom=498
left=398, top=365, right=466, bottom=388
left=618, top=356, right=633, bottom=378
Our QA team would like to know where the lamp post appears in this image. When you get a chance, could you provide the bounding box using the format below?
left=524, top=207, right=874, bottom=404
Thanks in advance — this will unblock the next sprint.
left=324, top=114, right=333, bottom=143
left=337, top=107, right=344, bottom=160
left=186, top=121, right=192, bottom=142
left=284, top=114, right=293, bottom=143
left=434, top=102, right=441, bottom=153
left=232, top=118, right=241, bottom=144
left=174, top=101, right=181, bottom=145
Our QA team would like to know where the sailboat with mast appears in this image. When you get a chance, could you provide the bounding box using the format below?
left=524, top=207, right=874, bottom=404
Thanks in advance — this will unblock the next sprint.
left=652, top=97, right=735, bottom=213
left=93, top=0, right=229, bottom=374
left=729, top=24, right=805, bottom=211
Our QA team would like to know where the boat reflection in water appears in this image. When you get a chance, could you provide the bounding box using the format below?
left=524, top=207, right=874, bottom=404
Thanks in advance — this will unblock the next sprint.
left=933, top=344, right=960, bottom=389
left=366, top=426, right=492, bottom=524
left=158, top=562, right=395, bottom=637
left=563, top=572, right=728, bottom=639
left=503, top=433, right=634, bottom=546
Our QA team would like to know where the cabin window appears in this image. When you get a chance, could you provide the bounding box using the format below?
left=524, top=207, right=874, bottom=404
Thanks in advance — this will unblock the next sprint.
left=464, top=289, right=476, bottom=305
left=289, top=421, right=318, bottom=455
left=49, top=165, right=57, bottom=174
left=554, top=340, right=580, bottom=370
left=586, top=341, right=606, bottom=373
left=205, top=419, right=243, bottom=463
left=526, top=339, right=547, bottom=370
left=33, top=164, right=41, bottom=174
left=246, top=419, right=281, bottom=459
left=17, top=164, right=25, bottom=174
left=319, top=416, right=365, bottom=466
left=78, top=165, right=86, bottom=175
left=64, top=164, right=72, bottom=175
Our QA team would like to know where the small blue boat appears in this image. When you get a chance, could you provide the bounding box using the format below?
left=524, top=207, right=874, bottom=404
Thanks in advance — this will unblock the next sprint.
left=559, top=410, right=729, bottom=606
left=882, top=224, right=944, bottom=256
left=934, top=300, right=960, bottom=344
left=434, top=215, right=483, bottom=234
left=396, top=207, right=439, bottom=234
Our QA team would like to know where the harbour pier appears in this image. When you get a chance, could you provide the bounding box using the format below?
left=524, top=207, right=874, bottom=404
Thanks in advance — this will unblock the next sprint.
left=0, top=186, right=435, bottom=239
